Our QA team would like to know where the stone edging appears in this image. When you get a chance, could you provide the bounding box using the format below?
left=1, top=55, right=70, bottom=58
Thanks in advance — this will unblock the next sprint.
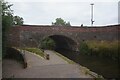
left=78, top=65, right=104, bottom=79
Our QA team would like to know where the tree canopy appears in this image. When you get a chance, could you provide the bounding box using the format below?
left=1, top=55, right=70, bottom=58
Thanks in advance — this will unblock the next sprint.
left=2, top=1, right=13, bottom=31
left=1, top=0, right=24, bottom=57
left=52, top=18, right=71, bottom=26
left=2, top=0, right=24, bottom=32
left=13, top=16, right=24, bottom=25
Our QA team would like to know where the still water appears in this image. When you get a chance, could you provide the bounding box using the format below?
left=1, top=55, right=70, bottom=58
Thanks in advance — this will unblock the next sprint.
left=56, top=49, right=119, bottom=79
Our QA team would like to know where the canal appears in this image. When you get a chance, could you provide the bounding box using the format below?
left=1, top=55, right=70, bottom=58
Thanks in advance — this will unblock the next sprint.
left=55, top=49, right=119, bottom=79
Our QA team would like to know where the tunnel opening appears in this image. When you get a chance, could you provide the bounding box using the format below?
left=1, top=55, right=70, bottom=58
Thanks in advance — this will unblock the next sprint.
left=48, top=35, right=77, bottom=51
left=41, top=35, right=78, bottom=63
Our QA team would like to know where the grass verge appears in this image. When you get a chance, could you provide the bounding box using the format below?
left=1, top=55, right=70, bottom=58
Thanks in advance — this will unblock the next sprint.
left=52, top=51, right=75, bottom=64
left=23, top=48, right=44, bottom=58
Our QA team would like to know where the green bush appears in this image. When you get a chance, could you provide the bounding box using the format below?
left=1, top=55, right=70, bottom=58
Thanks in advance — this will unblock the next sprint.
left=41, top=37, right=56, bottom=50
left=79, top=40, right=119, bottom=61
left=79, top=41, right=90, bottom=55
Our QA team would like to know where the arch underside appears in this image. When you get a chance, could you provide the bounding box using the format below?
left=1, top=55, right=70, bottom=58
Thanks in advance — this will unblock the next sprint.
left=49, top=35, right=77, bottom=51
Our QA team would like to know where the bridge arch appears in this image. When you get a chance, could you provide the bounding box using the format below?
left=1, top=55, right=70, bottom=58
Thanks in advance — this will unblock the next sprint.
left=43, top=35, right=78, bottom=51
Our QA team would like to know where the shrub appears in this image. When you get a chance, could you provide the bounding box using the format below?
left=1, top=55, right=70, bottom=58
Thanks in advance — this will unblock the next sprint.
left=79, top=41, right=90, bottom=55
left=79, top=40, right=119, bottom=61
left=41, top=37, right=56, bottom=50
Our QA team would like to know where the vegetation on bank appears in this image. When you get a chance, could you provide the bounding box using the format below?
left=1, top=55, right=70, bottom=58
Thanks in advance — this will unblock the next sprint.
left=79, top=40, right=119, bottom=61
left=23, top=48, right=44, bottom=58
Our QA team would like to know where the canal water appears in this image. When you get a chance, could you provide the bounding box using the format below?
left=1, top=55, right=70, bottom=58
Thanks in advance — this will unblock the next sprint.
left=56, top=49, right=119, bottom=79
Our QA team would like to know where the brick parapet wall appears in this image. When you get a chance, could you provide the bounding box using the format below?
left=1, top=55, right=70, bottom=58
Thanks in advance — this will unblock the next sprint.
left=7, top=24, right=120, bottom=47
left=18, top=25, right=119, bottom=33
left=7, top=27, right=21, bottom=47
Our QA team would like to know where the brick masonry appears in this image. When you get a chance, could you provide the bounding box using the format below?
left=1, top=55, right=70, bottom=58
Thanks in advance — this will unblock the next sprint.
left=7, top=24, right=120, bottom=51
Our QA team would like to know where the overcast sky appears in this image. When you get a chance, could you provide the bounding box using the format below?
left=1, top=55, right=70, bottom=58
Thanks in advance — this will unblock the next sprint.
left=6, top=0, right=119, bottom=26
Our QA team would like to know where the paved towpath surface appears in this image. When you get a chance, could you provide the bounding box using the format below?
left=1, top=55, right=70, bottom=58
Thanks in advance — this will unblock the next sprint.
left=3, top=50, right=93, bottom=78
left=25, top=50, right=68, bottom=67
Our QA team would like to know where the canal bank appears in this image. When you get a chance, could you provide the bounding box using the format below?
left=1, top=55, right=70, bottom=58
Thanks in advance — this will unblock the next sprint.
left=56, top=49, right=119, bottom=79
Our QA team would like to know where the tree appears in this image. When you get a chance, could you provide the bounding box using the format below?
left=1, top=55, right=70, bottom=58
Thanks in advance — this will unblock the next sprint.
left=2, top=0, right=14, bottom=57
left=2, top=1, right=24, bottom=32
left=2, top=1, right=13, bottom=32
left=1, top=0, right=24, bottom=57
left=13, top=16, right=24, bottom=25
left=52, top=18, right=71, bottom=26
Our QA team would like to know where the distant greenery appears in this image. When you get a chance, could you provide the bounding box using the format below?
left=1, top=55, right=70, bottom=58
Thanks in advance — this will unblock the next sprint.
left=41, top=37, right=56, bottom=50
left=52, top=18, right=71, bottom=26
left=79, top=40, right=119, bottom=61
left=23, top=48, right=44, bottom=58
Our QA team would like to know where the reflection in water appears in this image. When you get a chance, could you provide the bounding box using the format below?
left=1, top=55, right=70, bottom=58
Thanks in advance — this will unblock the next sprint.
left=55, top=49, right=119, bottom=79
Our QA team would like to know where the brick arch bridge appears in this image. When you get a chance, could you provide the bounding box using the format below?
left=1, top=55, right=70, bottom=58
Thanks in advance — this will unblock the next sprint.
left=8, top=24, right=119, bottom=51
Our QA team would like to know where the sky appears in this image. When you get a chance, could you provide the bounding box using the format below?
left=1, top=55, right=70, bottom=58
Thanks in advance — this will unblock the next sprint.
left=6, top=0, right=119, bottom=26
